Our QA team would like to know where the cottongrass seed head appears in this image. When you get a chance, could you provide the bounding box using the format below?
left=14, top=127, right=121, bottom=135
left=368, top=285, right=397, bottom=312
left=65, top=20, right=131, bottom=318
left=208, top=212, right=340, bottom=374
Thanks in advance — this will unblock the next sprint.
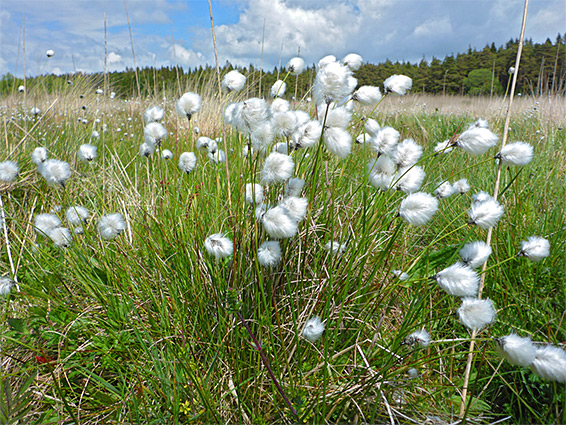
left=302, top=316, right=325, bottom=342
left=392, top=138, right=422, bottom=168
left=434, top=263, right=479, bottom=297
left=352, top=86, right=382, bottom=105
left=222, top=70, right=246, bottom=92
left=456, top=127, right=499, bottom=155
left=261, top=206, right=298, bottom=239
left=258, top=240, right=282, bottom=267
left=453, top=178, right=470, bottom=194
left=34, top=213, right=62, bottom=237
left=285, top=178, right=305, bottom=197
left=324, top=240, right=347, bottom=255
left=245, top=183, right=264, bottom=205
left=341, top=53, right=363, bottom=71
left=261, top=152, right=294, bottom=184
left=459, top=241, right=492, bottom=269
left=161, top=149, right=173, bottom=160
left=434, top=181, right=455, bottom=199
left=278, top=196, right=308, bottom=223
left=324, top=127, right=352, bottom=158
left=78, top=144, right=97, bottom=162
left=204, top=233, right=233, bottom=259
left=66, top=206, right=89, bottom=226
left=144, top=122, right=168, bottom=147
left=0, top=277, right=15, bottom=296
left=49, top=227, right=73, bottom=247
left=530, top=345, right=566, bottom=383
left=369, top=127, right=399, bottom=156
left=496, top=141, right=533, bottom=166
left=143, top=105, right=165, bottom=123
left=0, top=161, right=19, bottom=183
left=286, top=57, right=305, bottom=75
left=496, top=333, right=537, bottom=367
left=31, top=147, right=48, bottom=165
left=404, top=329, right=431, bottom=347
left=399, top=192, right=438, bottom=226
left=457, top=298, right=496, bottom=331
left=518, top=236, right=550, bottom=262
left=98, top=213, right=127, bottom=240
left=468, top=197, right=504, bottom=229
left=176, top=92, right=202, bottom=120
left=39, top=159, right=72, bottom=187
left=383, top=74, right=412, bottom=95
left=270, top=80, right=287, bottom=98
left=178, top=152, right=197, bottom=173
left=313, top=60, right=354, bottom=104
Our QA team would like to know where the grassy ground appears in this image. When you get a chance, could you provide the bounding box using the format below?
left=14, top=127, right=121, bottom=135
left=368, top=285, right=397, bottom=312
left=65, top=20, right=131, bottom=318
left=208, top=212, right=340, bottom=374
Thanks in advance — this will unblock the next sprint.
left=1, top=86, right=565, bottom=424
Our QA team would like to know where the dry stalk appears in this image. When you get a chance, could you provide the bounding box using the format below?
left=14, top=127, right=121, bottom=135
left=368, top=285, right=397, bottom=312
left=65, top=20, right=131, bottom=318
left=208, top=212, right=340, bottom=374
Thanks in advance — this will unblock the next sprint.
left=459, top=0, right=530, bottom=417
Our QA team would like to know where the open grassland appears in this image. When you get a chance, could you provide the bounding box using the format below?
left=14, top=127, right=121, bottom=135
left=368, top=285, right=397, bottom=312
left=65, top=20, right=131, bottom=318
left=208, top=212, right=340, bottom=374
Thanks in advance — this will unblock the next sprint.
left=1, top=84, right=565, bottom=424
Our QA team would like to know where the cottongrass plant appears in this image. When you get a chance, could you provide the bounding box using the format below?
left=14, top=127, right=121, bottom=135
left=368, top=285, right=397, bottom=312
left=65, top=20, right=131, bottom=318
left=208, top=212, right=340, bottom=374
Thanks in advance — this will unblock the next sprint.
left=1, top=51, right=564, bottom=425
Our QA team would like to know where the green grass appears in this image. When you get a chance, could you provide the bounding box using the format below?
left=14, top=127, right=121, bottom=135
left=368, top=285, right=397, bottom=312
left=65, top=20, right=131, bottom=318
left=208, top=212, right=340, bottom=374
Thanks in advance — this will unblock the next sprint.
left=1, top=88, right=565, bottom=424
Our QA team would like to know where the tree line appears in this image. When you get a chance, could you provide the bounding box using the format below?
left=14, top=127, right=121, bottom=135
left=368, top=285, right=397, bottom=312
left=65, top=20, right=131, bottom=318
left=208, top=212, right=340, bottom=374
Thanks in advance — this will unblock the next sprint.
left=1, top=35, right=564, bottom=98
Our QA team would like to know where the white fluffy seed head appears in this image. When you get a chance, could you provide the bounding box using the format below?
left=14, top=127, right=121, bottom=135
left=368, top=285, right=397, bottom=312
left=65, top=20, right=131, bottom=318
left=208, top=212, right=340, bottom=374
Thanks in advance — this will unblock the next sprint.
left=324, top=240, right=347, bottom=255
left=161, top=149, right=173, bottom=160
left=241, top=98, right=269, bottom=133
left=302, top=316, right=325, bottom=342
left=49, top=227, right=72, bottom=247
left=295, top=121, right=322, bottom=148
left=456, top=127, right=499, bottom=155
left=222, top=70, right=246, bottom=92
left=468, top=198, right=504, bottom=229
left=404, top=329, right=431, bottom=347
left=272, top=111, right=298, bottom=137
left=353, top=86, right=382, bottom=105
left=144, top=122, right=168, bottom=146
left=392, top=138, right=423, bottom=168
left=395, top=166, right=426, bottom=194
left=38, top=159, right=72, bottom=187
left=32, top=147, right=48, bottom=165
left=66, top=206, right=89, bottom=225
left=453, top=178, right=470, bottom=194
left=459, top=241, right=492, bottom=269
left=496, top=333, right=537, bottom=367
left=204, top=233, right=233, bottom=259
left=270, top=80, right=287, bottom=98
left=369, top=127, right=399, bottom=156
left=258, top=240, right=282, bottom=267
left=434, top=263, right=479, bottom=297
left=323, top=107, right=351, bottom=129
left=365, top=118, right=381, bottom=136
left=78, top=144, right=97, bottom=162
left=286, top=57, right=305, bottom=75
left=313, top=61, right=354, bottom=104
left=0, top=277, right=15, bottom=296
left=245, top=183, right=264, bottom=205
left=262, top=152, right=294, bottom=184
left=208, top=149, right=226, bottom=164
left=35, top=213, right=62, bottom=236
left=0, top=161, right=19, bottom=183
left=457, top=298, right=496, bottom=331
left=176, top=92, right=202, bottom=119
left=285, top=178, right=305, bottom=197
left=270, top=98, right=290, bottom=114
left=434, top=140, right=454, bottom=155
left=496, top=142, right=533, bottom=166
left=139, top=143, right=155, bottom=157
left=530, top=345, right=566, bottom=383
left=143, top=105, right=164, bottom=123
left=278, top=197, right=308, bottom=223
left=98, top=213, right=127, bottom=240
left=519, top=236, right=550, bottom=262
left=384, top=75, right=412, bottom=95
left=261, top=206, right=298, bottom=239
left=434, top=181, right=455, bottom=199
left=342, top=53, right=363, bottom=71
left=178, top=152, right=197, bottom=174
left=399, top=192, right=438, bottom=226
left=323, top=127, right=352, bottom=158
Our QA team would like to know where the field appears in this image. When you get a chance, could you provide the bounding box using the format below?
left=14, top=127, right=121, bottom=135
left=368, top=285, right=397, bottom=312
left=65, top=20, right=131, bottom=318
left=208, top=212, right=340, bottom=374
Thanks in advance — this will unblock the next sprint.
left=1, top=71, right=565, bottom=424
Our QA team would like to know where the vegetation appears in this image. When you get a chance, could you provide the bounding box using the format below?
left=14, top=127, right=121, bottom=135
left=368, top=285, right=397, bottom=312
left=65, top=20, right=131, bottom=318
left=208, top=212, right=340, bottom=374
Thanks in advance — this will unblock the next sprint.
left=1, top=56, right=565, bottom=424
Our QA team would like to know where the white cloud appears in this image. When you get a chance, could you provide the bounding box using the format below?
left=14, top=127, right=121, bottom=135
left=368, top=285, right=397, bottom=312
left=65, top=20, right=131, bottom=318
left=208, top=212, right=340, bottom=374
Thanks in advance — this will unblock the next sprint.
left=108, top=52, right=122, bottom=64
left=170, top=44, right=206, bottom=67
left=413, top=17, right=453, bottom=37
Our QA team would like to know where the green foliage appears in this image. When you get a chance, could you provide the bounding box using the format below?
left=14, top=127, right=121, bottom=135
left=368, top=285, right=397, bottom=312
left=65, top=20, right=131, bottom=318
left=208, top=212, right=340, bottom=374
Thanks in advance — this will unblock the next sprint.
left=463, top=69, right=504, bottom=95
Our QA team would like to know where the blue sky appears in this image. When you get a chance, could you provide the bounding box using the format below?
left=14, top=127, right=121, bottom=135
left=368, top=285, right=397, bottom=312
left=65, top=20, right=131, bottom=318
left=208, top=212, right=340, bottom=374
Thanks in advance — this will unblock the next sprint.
left=0, top=0, right=564, bottom=77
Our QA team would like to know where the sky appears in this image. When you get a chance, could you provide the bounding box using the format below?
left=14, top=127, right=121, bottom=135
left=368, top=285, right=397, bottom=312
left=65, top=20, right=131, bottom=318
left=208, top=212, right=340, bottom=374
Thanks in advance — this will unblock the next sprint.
left=0, top=0, right=564, bottom=77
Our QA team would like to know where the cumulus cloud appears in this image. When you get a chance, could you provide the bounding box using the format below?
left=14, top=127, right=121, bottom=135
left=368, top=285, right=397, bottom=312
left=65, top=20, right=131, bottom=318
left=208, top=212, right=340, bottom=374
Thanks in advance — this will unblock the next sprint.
left=108, top=52, right=122, bottom=64
left=413, top=17, right=453, bottom=37
left=170, top=44, right=206, bottom=67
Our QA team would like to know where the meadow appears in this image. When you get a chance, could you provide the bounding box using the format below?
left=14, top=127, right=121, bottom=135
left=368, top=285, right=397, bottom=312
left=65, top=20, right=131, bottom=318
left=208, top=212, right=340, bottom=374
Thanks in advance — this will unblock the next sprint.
left=1, top=63, right=565, bottom=424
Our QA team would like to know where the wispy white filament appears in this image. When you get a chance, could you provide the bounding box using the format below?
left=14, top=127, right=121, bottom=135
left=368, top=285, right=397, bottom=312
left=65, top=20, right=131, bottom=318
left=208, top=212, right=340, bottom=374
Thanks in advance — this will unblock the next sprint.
left=404, top=329, right=431, bottom=347
left=383, top=75, right=412, bottom=95
left=176, top=92, right=202, bottom=120
left=518, top=236, right=550, bottom=262
left=0, top=161, right=19, bottom=183
left=456, top=127, right=498, bottom=155
left=258, top=240, right=282, bottom=267
left=530, top=345, right=566, bottom=382
left=399, top=192, right=438, bottom=226
left=222, top=70, right=246, bottom=92
left=261, top=206, right=298, bottom=239
left=204, top=233, right=233, bottom=259
left=39, top=159, right=72, bottom=187
left=434, top=263, right=479, bottom=297
left=262, top=152, right=294, bottom=184
left=496, top=142, right=533, bottom=166
left=468, top=198, right=504, bottom=229
left=144, top=105, right=164, bottom=123
left=245, top=183, right=264, bottom=205
left=302, top=316, right=325, bottom=342
left=457, top=298, right=496, bottom=331
left=496, top=333, right=537, bottom=367
left=78, top=144, right=97, bottom=162
left=459, top=241, right=492, bottom=269
left=98, top=213, right=127, bottom=240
